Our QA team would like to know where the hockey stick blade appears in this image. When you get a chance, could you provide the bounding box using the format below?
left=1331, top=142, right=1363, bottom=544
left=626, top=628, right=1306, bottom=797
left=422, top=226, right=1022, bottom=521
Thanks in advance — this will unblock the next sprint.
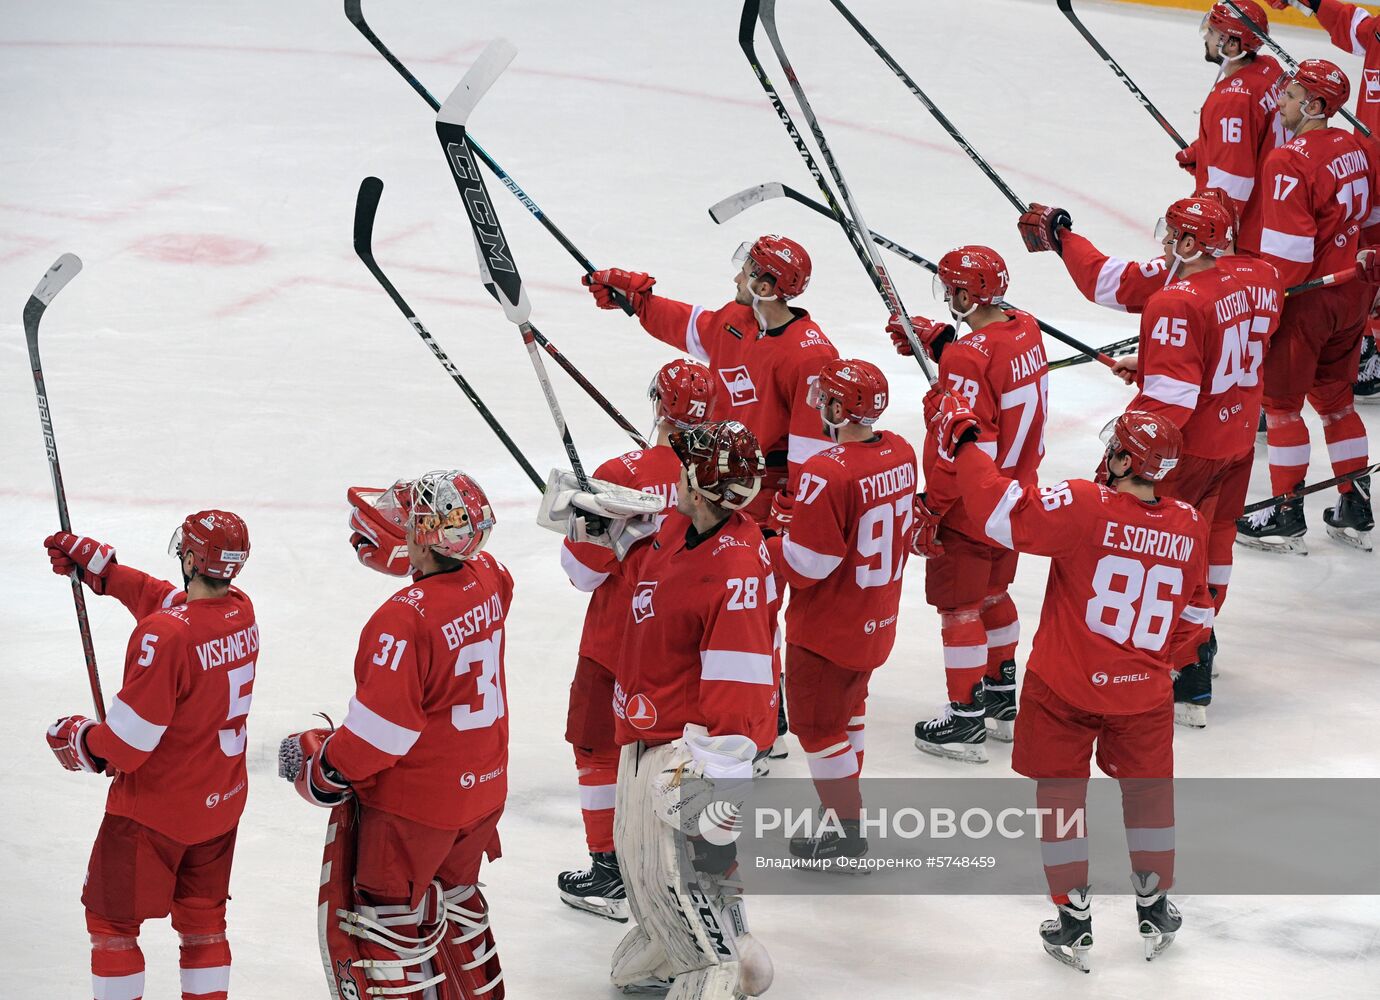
left=437, top=39, right=517, bottom=128
left=29, top=253, right=83, bottom=309
left=353, top=176, right=384, bottom=263
left=1239, top=461, right=1380, bottom=515
left=708, top=182, right=787, bottom=224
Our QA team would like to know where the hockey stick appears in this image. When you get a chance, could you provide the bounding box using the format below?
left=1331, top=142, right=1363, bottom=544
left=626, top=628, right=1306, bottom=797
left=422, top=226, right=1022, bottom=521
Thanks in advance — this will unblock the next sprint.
left=826, top=0, right=1029, bottom=214
left=436, top=40, right=595, bottom=489
left=1286, top=265, right=1357, bottom=295
left=1057, top=0, right=1189, bottom=149
left=1221, top=0, right=1371, bottom=137
left=353, top=176, right=545, bottom=493
left=1240, top=461, right=1380, bottom=514
left=345, top=0, right=648, bottom=446
left=1049, top=336, right=1140, bottom=371
left=25, top=254, right=105, bottom=722
left=743, top=0, right=935, bottom=383
left=709, top=180, right=1118, bottom=368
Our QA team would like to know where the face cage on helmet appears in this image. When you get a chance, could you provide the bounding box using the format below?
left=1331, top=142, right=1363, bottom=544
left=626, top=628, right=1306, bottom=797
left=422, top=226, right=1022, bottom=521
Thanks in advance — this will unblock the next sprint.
left=378, top=474, right=494, bottom=560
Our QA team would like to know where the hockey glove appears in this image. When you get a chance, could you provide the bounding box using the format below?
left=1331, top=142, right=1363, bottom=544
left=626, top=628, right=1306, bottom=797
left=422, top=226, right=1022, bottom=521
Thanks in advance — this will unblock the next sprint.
left=653, top=724, right=755, bottom=841
left=279, top=727, right=352, bottom=808
left=1357, top=248, right=1380, bottom=286
left=44, top=532, right=117, bottom=594
left=1174, top=143, right=1197, bottom=176
left=1017, top=203, right=1072, bottom=255
left=347, top=486, right=411, bottom=577
left=887, top=313, right=955, bottom=362
left=1263, top=0, right=1318, bottom=13
left=766, top=488, right=794, bottom=534
left=908, top=493, right=945, bottom=558
left=46, top=715, right=109, bottom=774
left=931, top=393, right=982, bottom=462
left=582, top=268, right=656, bottom=315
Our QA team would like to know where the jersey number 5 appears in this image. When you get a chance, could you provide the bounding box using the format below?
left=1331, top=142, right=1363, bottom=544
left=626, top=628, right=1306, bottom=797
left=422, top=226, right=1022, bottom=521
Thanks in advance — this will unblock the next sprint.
left=219, top=662, right=255, bottom=757
left=453, top=631, right=507, bottom=733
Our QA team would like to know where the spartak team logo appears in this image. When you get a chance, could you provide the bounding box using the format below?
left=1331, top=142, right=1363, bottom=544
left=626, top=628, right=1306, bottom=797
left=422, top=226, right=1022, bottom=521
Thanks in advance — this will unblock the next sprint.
left=626, top=693, right=658, bottom=730
left=1366, top=68, right=1380, bottom=104
left=717, top=365, right=758, bottom=406
left=632, top=581, right=657, bottom=623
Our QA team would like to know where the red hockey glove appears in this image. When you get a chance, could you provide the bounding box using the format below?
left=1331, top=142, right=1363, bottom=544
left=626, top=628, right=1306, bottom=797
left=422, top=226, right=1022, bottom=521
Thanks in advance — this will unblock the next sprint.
left=347, top=487, right=411, bottom=577
left=1174, top=143, right=1197, bottom=175
left=46, top=715, right=109, bottom=774
left=908, top=493, right=945, bottom=558
left=1263, top=0, right=1318, bottom=12
left=582, top=268, right=655, bottom=315
left=767, top=488, right=795, bottom=534
left=43, top=532, right=117, bottom=595
left=1357, top=248, right=1380, bottom=286
left=279, top=727, right=352, bottom=808
left=1017, top=203, right=1072, bottom=255
left=887, top=314, right=955, bottom=362
left=931, top=393, right=982, bottom=461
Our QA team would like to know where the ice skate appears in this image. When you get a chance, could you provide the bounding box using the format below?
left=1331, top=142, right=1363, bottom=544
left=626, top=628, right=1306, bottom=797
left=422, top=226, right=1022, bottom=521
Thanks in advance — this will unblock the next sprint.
left=1040, top=887, right=1093, bottom=973
left=558, top=851, right=629, bottom=922
left=1235, top=492, right=1307, bottom=555
left=1355, top=335, right=1380, bottom=403
left=1173, top=659, right=1211, bottom=728
left=915, top=682, right=988, bottom=764
left=789, top=816, right=870, bottom=874
left=1132, top=872, right=1182, bottom=961
left=1323, top=477, right=1373, bottom=551
left=984, top=660, right=1017, bottom=742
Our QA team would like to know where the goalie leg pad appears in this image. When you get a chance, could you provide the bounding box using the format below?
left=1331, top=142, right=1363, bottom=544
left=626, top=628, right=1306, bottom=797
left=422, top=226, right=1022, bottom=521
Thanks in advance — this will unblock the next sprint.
left=611, top=923, right=674, bottom=992
left=434, top=884, right=504, bottom=999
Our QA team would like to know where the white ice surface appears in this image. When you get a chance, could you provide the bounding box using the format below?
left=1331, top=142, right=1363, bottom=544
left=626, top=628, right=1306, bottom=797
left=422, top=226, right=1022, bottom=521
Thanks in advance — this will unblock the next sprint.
left=3, top=0, right=1378, bottom=996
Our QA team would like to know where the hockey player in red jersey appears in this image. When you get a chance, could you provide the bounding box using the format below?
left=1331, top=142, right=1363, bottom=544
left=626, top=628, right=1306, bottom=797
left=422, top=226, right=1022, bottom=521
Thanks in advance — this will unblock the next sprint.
left=931, top=399, right=1213, bottom=972
left=777, top=359, right=917, bottom=866
left=44, top=512, right=254, bottom=1000
left=888, top=245, right=1048, bottom=763
left=555, top=359, right=713, bottom=922
left=1179, top=1, right=1283, bottom=247
left=560, top=420, right=776, bottom=999
left=1237, top=59, right=1377, bottom=553
left=281, top=471, right=507, bottom=999
left=582, top=235, right=838, bottom=530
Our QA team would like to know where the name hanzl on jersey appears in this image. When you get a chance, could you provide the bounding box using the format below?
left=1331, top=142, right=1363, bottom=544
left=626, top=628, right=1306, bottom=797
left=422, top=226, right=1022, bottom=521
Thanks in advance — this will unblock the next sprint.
left=441, top=592, right=505, bottom=650
left=195, top=623, right=260, bottom=671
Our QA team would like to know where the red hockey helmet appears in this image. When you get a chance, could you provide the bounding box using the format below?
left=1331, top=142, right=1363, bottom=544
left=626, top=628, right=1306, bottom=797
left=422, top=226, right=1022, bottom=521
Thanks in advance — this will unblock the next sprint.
left=1193, top=186, right=1241, bottom=238
left=1204, top=0, right=1267, bottom=54
left=670, top=420, right=765, bottom=511
left=378, top=470, right=495, bottom=561
left=1103, top=411, right=1183, bottom=483
left=933, top=246, right=1009, bottom=306
left=649, top=359, right=714, bottom=429
left=1157, top=196, right=1235, bottom=257
left=733, top=235, right=812, bottom=299
left=169, top=510, right=250, bottom=580
left=808, top=358, right=889, bottom=426
left=1282, top=58, right=1351, bottom=118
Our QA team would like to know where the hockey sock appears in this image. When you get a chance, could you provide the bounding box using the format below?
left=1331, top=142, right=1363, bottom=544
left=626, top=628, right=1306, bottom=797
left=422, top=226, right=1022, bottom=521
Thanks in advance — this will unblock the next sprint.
left=980, top=592, right=1019, bottom=679
left=574, top=745, right=619, bottom=854
left=801, top=737, right=862, bottom=821
left=846, top=708, right=866, bottom=776
left=940, top=607, right=987, bottom=702
left=1120, top=778, right=1175, bottom=892
left=172, top=898, right=231, bottom=1000
left=87, top=912, right=144, bottom=1000
left=1035, top=779, right=1089, bottom=900
left=1206, top=520, right=1235, bottom=613
left=1264, top=399, right=1310, bottom=496
left=1313, top=382, right=1369, bottom=493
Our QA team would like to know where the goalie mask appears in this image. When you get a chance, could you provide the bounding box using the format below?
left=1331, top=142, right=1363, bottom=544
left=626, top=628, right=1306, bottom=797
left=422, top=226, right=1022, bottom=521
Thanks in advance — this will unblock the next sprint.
left=670, top=420, right=765, bottom=512
left=377, top=470, right=496, bottom=561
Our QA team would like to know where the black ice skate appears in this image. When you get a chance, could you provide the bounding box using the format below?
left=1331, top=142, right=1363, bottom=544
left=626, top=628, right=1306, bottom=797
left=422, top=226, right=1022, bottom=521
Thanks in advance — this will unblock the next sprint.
left=1323, top=476, right=1373, bottom=551
left=789, top=816, right=869, bottom=874
left=984, top=660, right=1018, bottom=743
left=1173, top=658, right=1212, bottom=729
left=558, top=851, right=629, bottom=922
left=1355, top=334, right=1380, bottom=404
left=914, top=682, right=988, bottom=764
left=1040, top=887, right=1093, bottom=973
left=1235, top=490, right=1307, bottom=555
left=1132, top=871, right=1182, bottom=961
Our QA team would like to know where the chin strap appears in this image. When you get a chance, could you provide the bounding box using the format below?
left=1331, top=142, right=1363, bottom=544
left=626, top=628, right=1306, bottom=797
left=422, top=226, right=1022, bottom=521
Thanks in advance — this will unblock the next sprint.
left=749, top=288, right=782, bottom=334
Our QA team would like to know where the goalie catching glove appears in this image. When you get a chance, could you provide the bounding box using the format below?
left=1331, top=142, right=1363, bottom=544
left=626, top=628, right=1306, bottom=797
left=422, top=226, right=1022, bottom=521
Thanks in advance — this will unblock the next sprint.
left=536, top=468, right=664, bottom=559
left=279, top=723, right=352, bottom=808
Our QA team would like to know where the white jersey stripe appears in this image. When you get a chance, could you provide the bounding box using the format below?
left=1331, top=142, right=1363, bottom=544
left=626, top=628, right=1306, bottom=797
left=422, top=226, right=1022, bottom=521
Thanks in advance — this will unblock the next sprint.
left=1260, top=228, right=1314, bottom=263
left=787, top=433, right=833, bottom=466
left=1143, top=374, right=1199, bottom=409
left=700, top=650, right=774, bottom=686
left=105, top=695, right=168, bottom=754
left=983, top=479, right=1023, bottom=550
left=343, top=696, right=422, bottom=757
left=1205, top=165, right=1255, bottom=201
left=1094, top=257, right=1132, bottom=311
left=1207, top=563, right=1232, bottom=587
left=781, top=535, right=844, bottom=580
left=1181, top=604, right=1215, bottom=627
left=685, top=306, right=709, bottom=363
left=561, top=544, right=610, bottom=593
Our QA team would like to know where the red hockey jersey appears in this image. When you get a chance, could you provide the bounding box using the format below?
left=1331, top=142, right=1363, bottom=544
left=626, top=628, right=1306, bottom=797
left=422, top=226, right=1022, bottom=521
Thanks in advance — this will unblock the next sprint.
left=329, top=554, right=513, bottom=829
left=567, top=445, right=682, bottom=665
left=563, top=510, right=778, bottom=749
left=1258, top=126, right=1380, bottom=287
left=637, top=294, right=838, bottom=511
left=779, top=430, right=918, bottom=671
left=84, top=565, right=257, bottom=845
left=923, top=311, right=1049, bottom=537
left=954, top=448, right=1213, bottom=716
left=1313, top=0, right=1380, bottom=240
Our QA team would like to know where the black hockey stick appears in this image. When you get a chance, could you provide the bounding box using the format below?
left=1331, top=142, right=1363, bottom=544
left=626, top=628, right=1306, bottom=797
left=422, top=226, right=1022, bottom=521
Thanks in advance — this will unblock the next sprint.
left=825, top=0, right=1029, bottom=213
left=743, top=0, right=935, bottom=382
left=710, top=180, right=1119, bottom=367
left=1049, top=336, right=1140, bottom=371
left=25, top=254, right=106, bottom=721
left=1240, top=461, right=1379, bottom=515
left=1057, top=0, right=1189, bottom=149
left=436, top=41, right=595, bottom=489
left=1222, top=0, right=1371, bottom=137
left=353, top=176, right=545, bottom=492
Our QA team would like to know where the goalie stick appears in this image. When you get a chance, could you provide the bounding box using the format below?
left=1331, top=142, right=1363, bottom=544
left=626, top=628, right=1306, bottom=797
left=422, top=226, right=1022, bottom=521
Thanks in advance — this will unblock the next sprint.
left=345, top=0, right=651, bottom=448
left=25, top=254, right=106, bottom=721
left=1057, top=0, right=1189, bottom=149
left=1240, top=461, right=1380, bottom=515
left=709, top=180, right=1118, bottom=368
left=742, top=0, right=935, bottom=382
left=353, top=176, right=545, bottom=493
